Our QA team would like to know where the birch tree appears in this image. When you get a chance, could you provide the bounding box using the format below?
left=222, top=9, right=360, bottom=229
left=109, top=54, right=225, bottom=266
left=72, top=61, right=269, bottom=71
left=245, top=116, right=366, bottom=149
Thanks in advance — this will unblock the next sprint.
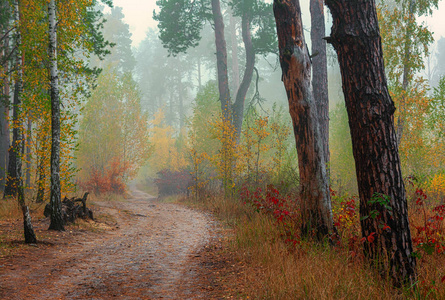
left=48, top=0, right=64, bottom=231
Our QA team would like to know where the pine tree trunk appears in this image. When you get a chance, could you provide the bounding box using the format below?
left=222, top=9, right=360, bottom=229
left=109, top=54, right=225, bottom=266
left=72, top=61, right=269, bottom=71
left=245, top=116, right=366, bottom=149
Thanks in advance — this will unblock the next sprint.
left=232, top=13, right=255, bottom=141
left=273, top=0, right=333, bottom=238
left=310, top=0, right=330, bottom=165
left=48, top=0, right=64, bottom=231
left=211, top=0, right=231, bottom=123
left=325, top=0, right=416, bottom=286
left=13, top=0, right=37, bottom=244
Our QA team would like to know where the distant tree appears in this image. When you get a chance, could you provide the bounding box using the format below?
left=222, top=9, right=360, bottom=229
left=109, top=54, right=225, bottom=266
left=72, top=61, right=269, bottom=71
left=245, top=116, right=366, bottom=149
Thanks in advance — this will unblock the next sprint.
left=273, top=0, right=333, bottom=238
left=97, top=7, right=136, bottom=73
left=432, top=37, right=445, bottom=87
left=326, top=0, right=417, bottom=286
left=154, top=0, right=276, bottom=138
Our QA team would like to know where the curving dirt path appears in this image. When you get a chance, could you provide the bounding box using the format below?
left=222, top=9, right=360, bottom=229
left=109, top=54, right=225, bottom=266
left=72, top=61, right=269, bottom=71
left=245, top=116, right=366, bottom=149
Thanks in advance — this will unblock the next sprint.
left=0, top=189, right=217, bottom=299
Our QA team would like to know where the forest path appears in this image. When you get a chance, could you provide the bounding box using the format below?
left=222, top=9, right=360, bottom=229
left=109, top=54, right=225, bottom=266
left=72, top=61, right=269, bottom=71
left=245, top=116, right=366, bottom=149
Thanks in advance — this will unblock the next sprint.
left=0, top=188, right=216, bottom=299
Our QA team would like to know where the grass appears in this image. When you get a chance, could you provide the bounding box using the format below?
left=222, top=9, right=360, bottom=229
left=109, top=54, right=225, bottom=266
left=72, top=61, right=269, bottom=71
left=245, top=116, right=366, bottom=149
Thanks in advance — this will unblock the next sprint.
left=180, top=191, right=445, bottom=299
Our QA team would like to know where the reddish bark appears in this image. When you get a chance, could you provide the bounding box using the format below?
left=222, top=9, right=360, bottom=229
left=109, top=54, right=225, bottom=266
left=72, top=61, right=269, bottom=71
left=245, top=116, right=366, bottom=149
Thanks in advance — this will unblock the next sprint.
left=325, top=0, right=416, bottom=286
left=273, top=0, right=333, bottom=238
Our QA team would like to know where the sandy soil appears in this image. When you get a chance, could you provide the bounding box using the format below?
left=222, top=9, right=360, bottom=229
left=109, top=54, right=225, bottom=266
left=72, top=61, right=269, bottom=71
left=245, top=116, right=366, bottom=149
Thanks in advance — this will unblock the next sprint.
left=0, top=189, right=219, bottom=299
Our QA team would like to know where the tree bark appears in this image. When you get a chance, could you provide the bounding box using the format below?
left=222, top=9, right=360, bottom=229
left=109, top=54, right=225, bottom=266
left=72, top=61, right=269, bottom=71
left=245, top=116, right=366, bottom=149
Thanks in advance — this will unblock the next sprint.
left=229, top=13, right=240, bottom=95
left=0, top=30, right=10, bottom=193
left=4, top=83, right=18, bottom=198
left=310, top=0, right=330, bottom=165
left=273, top=0, right=333, bottom=238
left=48, top=0, right=64, bottom=231
left=232, top=12, right=255, bottom=141
left=325, top=0, right=416, bottom=286
left=13, top=0, right=36, bottom=244
left=25, top=116, right=31, bottom=187
left=211, top=0, right=231, bottom=123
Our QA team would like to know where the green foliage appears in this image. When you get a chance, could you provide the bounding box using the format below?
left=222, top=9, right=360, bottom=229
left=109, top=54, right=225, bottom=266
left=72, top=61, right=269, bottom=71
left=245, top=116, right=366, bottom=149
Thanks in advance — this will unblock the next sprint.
left=153, top=0, right=210, bottom=56
left=76, top=67, right=150, bottom=191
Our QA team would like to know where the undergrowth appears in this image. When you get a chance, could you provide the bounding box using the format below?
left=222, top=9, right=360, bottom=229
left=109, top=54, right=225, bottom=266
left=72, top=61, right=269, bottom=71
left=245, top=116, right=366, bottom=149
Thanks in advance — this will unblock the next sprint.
left=182, top=182, right=445, bottom=299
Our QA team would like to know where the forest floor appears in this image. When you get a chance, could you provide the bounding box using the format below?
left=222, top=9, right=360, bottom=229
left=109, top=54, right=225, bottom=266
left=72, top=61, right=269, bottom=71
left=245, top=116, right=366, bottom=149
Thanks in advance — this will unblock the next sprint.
left=0, top=188, right=243, bottom=299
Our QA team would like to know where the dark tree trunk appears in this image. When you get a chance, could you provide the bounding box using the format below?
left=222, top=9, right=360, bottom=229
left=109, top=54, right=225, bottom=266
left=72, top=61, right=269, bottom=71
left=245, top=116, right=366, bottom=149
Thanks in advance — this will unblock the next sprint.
left=0, top=41, right=10, bottom=193
left=325, top=0, right=416, bottom=286
left=273, top=0, right=333, bottom=238
left=3, top=82, right=19, bottom=198
left=232, top=13, right=255, bottom=141
left=211, top=0, right=231, bottom=123
left=310, top=0, right=330, bottom=165
left=48, top=0, right=64, bottom=231
left=36, top=153, right=45, bottom=203
left=13, top=0, right=37, bottom=244
left=25, top=116, right=31, bottom=187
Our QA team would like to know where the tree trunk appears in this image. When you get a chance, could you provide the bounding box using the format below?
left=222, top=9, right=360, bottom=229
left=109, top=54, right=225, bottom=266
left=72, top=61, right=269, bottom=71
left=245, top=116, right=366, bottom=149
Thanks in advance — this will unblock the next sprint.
left=211, top=0, right=231, bottom=123
left=25, top=116, right=31, bottom=187
left=13, top=0, right=37, bottom=243
left=229, top=13, right=240, bottom=95
left=273, top=0, right=333, bottom=238
left=310, top=0, right=330, bottom=165
left=48, top=0, right=64, bottom=231
left=396, top=0, right=415, bottom=145
left=325, top=0, right=416, bottom=286
left=4, top=83, right=18, bottom=198
left=0, top=30, right=10, bottom=193
left=232, top=12, right=255, bottom=141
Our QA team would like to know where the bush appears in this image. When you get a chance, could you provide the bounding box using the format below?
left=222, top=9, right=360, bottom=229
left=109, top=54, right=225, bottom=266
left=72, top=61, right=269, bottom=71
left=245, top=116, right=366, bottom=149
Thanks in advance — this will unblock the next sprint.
left=155, top=168, right=192, bottom=196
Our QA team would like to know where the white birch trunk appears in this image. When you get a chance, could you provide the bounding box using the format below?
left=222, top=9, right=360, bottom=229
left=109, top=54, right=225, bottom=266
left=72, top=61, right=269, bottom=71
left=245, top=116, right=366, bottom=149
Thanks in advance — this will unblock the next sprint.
left=48, top=0, right=64, bottom=231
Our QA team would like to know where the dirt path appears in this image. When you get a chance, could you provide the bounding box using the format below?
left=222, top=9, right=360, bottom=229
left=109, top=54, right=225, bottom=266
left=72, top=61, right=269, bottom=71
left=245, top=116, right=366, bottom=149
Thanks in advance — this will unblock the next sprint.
left=0, top=189, right=217, bottom=299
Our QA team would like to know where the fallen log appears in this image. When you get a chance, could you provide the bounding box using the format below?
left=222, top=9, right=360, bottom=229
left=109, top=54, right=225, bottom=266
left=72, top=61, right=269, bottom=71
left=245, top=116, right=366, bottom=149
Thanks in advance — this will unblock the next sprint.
left=44, top=192, right=93, bottom=224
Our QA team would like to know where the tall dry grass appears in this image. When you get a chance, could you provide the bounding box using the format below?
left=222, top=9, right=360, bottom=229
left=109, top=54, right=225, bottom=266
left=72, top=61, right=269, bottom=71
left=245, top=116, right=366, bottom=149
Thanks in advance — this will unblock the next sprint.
left=184, top=191, right=445, bottom=299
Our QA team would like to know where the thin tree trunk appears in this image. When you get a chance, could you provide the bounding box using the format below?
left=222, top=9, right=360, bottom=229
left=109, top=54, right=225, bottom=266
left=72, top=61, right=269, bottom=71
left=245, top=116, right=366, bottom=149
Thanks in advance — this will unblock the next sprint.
left=178, top=80, right=184, bottom=130
left=229, top=13, right=240, bottom=95
left=0, top=29, right=10, bottom=193
left=325, top=0, right=416, bottom=286
left=273, top=0, right=333, bottom=238
left=211, top=0, right=231, bottom=123
left=4, top=83, right=18, bottom=198
left=197, top=56, right=202, bottom=90
left=25, top=116, right=31, bottom=187
left=13, top=0, right=37, bottom=243
left=396, top=0, right=415, bottom=145
left=232, top=13, right=255, bottom=141
left=48, top=0, right=64, bottom=231
left=310, top=0, right=330, bottom=165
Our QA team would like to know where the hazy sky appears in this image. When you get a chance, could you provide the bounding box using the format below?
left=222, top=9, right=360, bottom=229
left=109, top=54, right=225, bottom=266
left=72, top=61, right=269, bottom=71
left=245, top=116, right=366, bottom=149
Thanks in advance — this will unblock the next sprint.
left=111, top=0, right=445, bottom=48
